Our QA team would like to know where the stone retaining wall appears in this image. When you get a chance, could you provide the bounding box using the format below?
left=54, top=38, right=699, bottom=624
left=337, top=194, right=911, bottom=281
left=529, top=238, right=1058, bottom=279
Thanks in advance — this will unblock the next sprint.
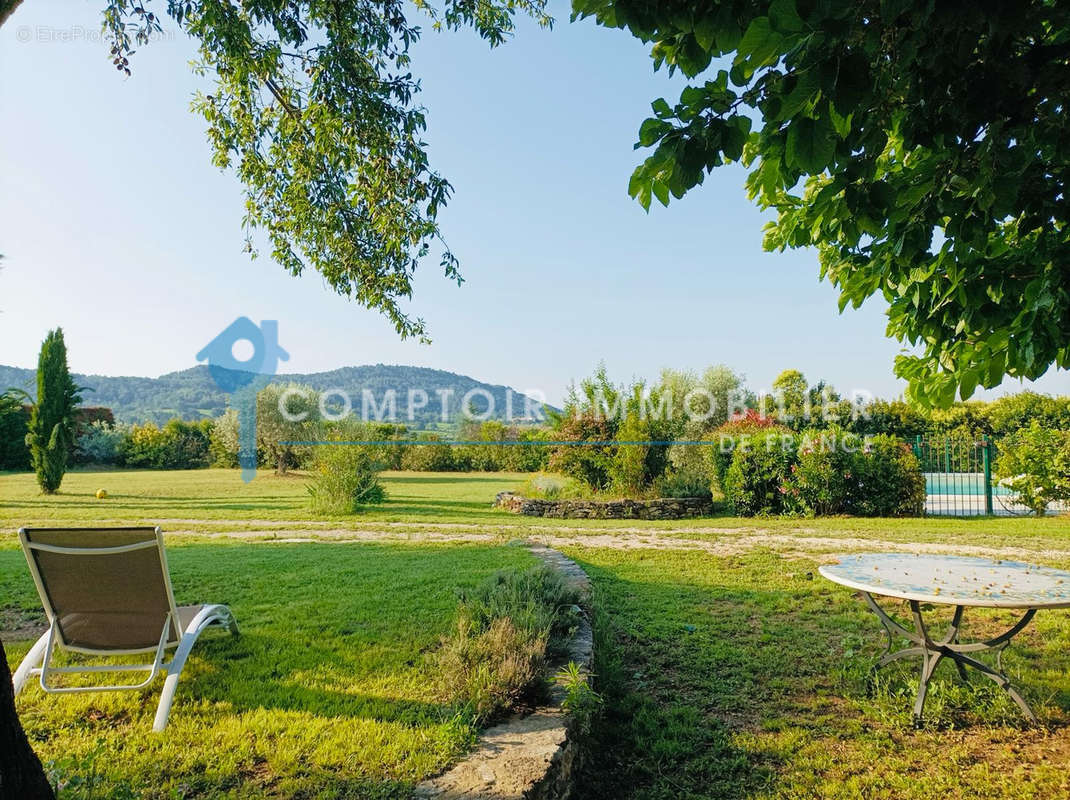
left=413, top=546, right=594, bottom=800
left=495, top=492, right=714, bottom=520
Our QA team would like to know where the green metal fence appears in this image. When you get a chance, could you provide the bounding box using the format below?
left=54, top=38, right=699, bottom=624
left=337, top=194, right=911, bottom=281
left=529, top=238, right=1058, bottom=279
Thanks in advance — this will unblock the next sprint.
left=912, top=435, right=995, bottom=516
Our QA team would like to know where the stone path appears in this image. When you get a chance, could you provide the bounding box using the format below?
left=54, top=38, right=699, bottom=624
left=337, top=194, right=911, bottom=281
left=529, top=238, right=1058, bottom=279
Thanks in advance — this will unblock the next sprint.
left=414, top=546, right=594, bottom=800
left=155, top=524, right=1070, bottom=562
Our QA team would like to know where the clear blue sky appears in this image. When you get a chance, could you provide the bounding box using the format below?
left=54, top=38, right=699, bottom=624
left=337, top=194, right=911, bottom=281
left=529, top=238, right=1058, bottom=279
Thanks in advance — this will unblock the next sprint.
left=2, top=0, right=1066, bottom=406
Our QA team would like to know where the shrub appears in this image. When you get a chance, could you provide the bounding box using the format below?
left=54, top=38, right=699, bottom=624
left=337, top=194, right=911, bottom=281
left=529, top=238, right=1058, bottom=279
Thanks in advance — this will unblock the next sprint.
left=70, top=406, right=118, bottom=463
left=456, top=421, right=507, bottom=471
left=163, top=419, right=213, bottom=468
left=994, top=423, right=1070, bottom=515
left=364, top=423, right=553, bottom=473
left=610, top=413, right=652, bottom=495
left=555, top=661, right=603, bottom=735
left=726, top=429, right=924, bottom=517
left=75, top=407, right=115, bottom=430
left=547, top=413, right=616, bottom=490
left=437, top=565, right=584, bottom=724
left=306, top=431, right=386, bottom=514
left=116, top=419, right=212, bottom=469
left=846, top=398, right=930, bottom=438
left=116, top=422, right=168, bottom=467
left=657, top=365, right=748, bottom=440
left=448, top=422, right=552, bottom=473
left=366, top=422, right=408, bottom=470
left=209, top=409, right=242, bottom=468
left=987, top=393, right=1070, bottom=437
left=400, top=435, right=464, bottom=471
left=722, top=431, right=798, bottom=515
left=654, top=466, right=712, bottom=499
left=501, top=430, right=552, bottom=472
left=707, top=412, right=790, bottom=490
left=0, top=392, right=30, bottom=471
left=74, top=420, right=129, bottom=465
left=438, top=616, right=548, bottom=725
left=521, top=472, right=590, bottom=500
left=851, top=434, right=927, bottom=516
left=782, top=431, right=860, bottom=516
left=609, top=409, right=672, bottom=496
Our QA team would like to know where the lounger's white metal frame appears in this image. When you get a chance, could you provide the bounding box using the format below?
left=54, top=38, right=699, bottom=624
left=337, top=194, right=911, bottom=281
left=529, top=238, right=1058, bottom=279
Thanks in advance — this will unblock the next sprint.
left=12, top=526, right=238, bottom=732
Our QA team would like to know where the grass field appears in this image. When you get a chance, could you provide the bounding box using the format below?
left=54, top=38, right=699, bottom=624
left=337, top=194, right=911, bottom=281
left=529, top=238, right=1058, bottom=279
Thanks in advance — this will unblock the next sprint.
left=0, top=468, right=530, bottom=528
left=1, top=538, right=537, bottom=798
left=4, top=468, right=1070, bottom=798
left=568, top=547, right=1070, bottom=800
left=4, top=468, right=1070, bottom=550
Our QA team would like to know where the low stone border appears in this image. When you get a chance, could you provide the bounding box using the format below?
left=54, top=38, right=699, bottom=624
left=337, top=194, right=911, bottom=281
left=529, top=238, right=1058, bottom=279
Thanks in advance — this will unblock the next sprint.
left=414, top=545, right=594, bottom=800
left=495, top=491, right=714, bottom=520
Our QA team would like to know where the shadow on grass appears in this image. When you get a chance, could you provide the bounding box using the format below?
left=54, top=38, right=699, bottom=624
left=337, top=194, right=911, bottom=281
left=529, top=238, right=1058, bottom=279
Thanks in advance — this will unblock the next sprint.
left=568, top=551, right=1070, bottom=800
left=0, top=498, right=299, bottom=511
left=385, top=474, right=520, bottom=486
left=373, top=497, right=514, bottom=521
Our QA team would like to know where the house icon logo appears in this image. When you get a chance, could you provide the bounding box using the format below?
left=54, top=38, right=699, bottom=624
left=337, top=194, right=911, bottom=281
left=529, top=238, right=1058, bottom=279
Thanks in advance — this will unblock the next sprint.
left=197, top=318, right=289, bottom=482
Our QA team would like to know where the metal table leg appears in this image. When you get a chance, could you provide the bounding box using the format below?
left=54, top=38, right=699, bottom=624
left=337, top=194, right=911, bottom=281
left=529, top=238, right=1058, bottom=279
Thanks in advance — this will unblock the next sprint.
left=862, top=592, right=1038, bottom=724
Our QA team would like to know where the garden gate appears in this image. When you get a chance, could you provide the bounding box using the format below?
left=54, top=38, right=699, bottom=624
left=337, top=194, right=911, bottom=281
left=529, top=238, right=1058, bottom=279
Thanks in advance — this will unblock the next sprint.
left=911, top=435, right=994, bottom=516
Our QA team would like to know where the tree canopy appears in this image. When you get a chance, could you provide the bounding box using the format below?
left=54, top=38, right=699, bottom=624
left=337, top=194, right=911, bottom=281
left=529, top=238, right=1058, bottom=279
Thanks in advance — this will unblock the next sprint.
left=2, top=0, right=551, bottom=340
left=574, top=0, right=1070, bottom=405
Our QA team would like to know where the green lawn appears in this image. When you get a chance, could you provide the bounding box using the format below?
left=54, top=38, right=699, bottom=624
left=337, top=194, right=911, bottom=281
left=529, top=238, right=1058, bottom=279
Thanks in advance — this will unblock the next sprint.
left=1, top=539, right=537, bottom=799
left=568, top=547, right=1070, bottom=800
left=0, top=468, right=530, bottom=529
left=4, top=469, right=1070, bottom=798
left=3, top=468, right=1070, bottom=551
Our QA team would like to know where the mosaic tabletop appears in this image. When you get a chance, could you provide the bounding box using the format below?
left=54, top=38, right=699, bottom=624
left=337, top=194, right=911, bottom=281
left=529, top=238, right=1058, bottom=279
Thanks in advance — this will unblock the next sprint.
left=819, top=553, right=1070, bottom=608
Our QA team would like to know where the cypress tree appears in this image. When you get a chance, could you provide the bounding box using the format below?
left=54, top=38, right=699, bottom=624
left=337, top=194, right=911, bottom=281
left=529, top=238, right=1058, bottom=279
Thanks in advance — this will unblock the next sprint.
left=25, top=328, right=80, bottom=494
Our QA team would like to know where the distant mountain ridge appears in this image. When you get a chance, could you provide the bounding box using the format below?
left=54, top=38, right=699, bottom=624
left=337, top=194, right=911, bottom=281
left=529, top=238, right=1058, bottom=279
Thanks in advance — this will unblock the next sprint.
left=0, top=364, right=554, bottom=427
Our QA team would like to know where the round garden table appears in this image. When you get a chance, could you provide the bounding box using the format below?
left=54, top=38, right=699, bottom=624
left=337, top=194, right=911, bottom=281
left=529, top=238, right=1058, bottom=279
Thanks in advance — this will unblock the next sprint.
left=819, top=552, right=1070, bottom=723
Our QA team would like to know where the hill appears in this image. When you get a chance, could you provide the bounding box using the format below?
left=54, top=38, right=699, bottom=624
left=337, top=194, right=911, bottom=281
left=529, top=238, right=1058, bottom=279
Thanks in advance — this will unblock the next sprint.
left=0, top=364, right=554, bottom=428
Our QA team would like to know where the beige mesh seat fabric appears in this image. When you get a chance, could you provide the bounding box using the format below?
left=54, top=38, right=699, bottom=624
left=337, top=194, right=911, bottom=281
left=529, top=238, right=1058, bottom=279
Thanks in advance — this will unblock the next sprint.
left=12, top=527, right=237, bottom=732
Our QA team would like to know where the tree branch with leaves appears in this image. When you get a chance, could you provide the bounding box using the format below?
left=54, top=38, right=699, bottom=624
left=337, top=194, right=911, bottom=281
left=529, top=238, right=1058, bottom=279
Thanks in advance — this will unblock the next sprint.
left=577, top=0, right=1070, bottom=404
left=80, top=0, right=551, bottom=341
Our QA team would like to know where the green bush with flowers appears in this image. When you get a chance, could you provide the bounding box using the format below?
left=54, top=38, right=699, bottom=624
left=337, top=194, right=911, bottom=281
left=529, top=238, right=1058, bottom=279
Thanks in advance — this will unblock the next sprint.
left=725, top=428, right=925, bottom=517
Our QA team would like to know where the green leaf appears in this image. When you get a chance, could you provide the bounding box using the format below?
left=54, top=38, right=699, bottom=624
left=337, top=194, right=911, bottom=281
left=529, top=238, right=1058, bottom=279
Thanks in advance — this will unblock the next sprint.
left=982, top=350, right=1002, bottom=386
left=777, top=69, right=819, bottom=120
left=769, top=0, right=804, bottom=33
left=693, top=16, right=717, bottom=51
left=830, top=53, right=871, bottom=116
left=722, top=116, right=751, bottom=161
left=638, top=118, right=671, bottom=147
left=627, top=168, right=644, bottom=199
left=637, top=183, right=652, bottom=211
left=959, top=369, right=979, bottom=401
left=736, top=17, right=772, bottom=62
left=785, top=117, right=834, bottom=173
left=828, top=102, right=852, bottom=138
left=713, top=5, right=742, bottom=51
left=652, top=179, right=670, bottom=207
left=936, top=378, right=958, bottom=407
